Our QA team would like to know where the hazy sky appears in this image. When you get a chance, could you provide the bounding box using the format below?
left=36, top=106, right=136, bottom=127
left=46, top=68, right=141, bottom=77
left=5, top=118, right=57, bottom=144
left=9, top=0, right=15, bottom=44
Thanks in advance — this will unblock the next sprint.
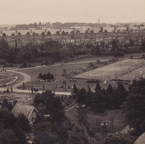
left=0, top=0, right=145, bottom=25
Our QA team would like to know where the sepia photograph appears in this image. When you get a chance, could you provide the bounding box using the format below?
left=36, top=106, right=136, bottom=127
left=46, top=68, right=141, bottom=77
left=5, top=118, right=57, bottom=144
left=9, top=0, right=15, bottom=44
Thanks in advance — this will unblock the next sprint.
left=0, top=0, right=145, bottom=143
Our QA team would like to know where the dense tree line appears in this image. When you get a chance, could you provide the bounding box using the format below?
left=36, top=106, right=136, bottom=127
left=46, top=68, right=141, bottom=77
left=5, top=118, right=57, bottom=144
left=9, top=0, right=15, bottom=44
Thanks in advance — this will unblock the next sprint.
left=0, top=39, right=88, bottom=63
left=38, top=72, right=54, bottom=80
left=0, top=38, right=143, bottom=64
left=124, top=78, right=145, bottom=136
left=72, top=83, right=128, bottom=112
left=0, top=101, right=31, bottom=144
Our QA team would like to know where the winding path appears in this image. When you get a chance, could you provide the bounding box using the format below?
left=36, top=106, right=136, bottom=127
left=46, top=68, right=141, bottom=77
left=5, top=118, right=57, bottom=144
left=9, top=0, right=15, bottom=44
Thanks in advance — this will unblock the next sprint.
left=7, top=69, right=31, bottom=89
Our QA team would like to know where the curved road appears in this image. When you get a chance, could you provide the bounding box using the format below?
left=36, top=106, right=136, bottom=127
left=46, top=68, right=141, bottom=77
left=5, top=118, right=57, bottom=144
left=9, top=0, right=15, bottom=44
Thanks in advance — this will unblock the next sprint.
left=8, top=70, right=31, bottom=89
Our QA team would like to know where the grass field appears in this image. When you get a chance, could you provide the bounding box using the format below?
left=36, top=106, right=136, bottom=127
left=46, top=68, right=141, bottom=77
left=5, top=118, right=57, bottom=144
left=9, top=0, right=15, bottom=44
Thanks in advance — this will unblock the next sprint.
left=17, top=62, right=97, bottom=91
left=65, top=107, right=126, bottom=133
left=0, top=72, right=16, bottom=85
left=87, top=110, right=126, bottom=133
left=74, top=59, right=145, bottom=82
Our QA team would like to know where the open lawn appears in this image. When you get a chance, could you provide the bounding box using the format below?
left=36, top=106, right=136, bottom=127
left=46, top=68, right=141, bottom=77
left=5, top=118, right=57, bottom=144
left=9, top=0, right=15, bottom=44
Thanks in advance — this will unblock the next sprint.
left=65, top=107, right=127, bottom=133
left=87, top=110, right=127, bottom=133
left=0, top=72, right=16, bottom=85
left=17, top=62, right=98, bottom=91
left=74, top=59, right=145, bottom=82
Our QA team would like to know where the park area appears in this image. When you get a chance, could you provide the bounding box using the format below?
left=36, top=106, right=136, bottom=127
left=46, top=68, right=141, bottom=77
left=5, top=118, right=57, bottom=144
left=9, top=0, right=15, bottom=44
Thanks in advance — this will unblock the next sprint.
left=0, top=71, right=16, bottom=86
left=74, top=59, right=145, bottom=82
left=12, top=58, right=145, bottom=92
left=16, top=62, right=97, bottom=91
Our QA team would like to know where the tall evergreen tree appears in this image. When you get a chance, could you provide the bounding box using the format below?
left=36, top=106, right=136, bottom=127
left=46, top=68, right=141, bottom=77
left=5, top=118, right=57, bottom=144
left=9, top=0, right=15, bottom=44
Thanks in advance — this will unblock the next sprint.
left=72, top=84, right=78, bottom=94
left=16, top=113, right=31, bottom=132
left=107, top=84, right=113, bottom=94
left=117, top=83, right=128, bottom=101
left=77, top=88, right=86, bottom=104
left=95, top=83, right=101, bottom=92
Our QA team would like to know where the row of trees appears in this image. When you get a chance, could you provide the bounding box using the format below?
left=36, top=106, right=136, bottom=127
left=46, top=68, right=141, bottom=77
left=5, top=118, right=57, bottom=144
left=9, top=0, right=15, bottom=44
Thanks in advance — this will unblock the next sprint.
left=73, top=78, right=145, bottom=138
left=0, top=38, right=143, bottom=64
left=0, top=39, right=87, bottom=63
left=72, top=83, right=128, bottom=112
left=124, top=78, right=145, bottom=136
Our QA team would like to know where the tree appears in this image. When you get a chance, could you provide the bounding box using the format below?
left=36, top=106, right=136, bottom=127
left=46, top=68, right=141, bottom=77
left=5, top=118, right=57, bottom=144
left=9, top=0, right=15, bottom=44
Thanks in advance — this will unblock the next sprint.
left=117, top=83, right=128, bottom=102
left=95, top=83, right=101, bottom=92
left=129, top=39, right=134, bottom=46
left=46, top=72, right=51, bottom=80
left=38, top=73, right=43, bottom=79
left=111, top=39, right=120, bottom=51
left=106, top=84, right=113, bottom=94
left=69, top=123, right=93, bottom=144
left=125, top=78, right=145, bottom=135
left=56, top=31, right=60, bottom=35
left=47, top=31, right=51, bottom=35
left=0, top=109, right=16, bottom=129
left=16, top=113, right=31, bottom=132
left=2, top=99, right=13, bottom=110
left=72, top=84, right=78, bottom=94
left=142, top=39, right=145, bottom=50
left=12, top=123, right=26, bottom=144
left=8, top=48, right=19, bottom=62
left=22, top=82, right=25, bottom=89
left=31, top=86, right=34, bottom=94
left=33, top=91, right=65, bottom=124
left=34, top=127, right=58, bottom=144
left=104, top=133, right=134, bottom=144
left=77, top=109, right=88, bottom=126
left=0, top=39, right=10, bottom=59
left=0, top=129, right=19, bottom=144
left=77, top=88, right=86, bottom=104
left=41, top=32, right=45, bottom=36
left=90, top=91, right=105, bottom=113
left=62, top=31, right=65, bottom=35
left=85, top=86, right=93, bottom=107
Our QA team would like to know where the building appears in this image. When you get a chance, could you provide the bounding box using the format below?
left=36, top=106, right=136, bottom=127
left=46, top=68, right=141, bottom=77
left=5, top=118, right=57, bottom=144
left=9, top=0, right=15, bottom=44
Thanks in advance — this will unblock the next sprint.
left=11, top=103, right=38, bottom=125
left=0, top=26, right=144, bottom=48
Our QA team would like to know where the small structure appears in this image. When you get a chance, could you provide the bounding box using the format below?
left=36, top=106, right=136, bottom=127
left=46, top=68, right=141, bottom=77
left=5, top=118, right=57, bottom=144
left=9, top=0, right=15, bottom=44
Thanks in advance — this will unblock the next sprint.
left=11, top=103, right=38, bottom=125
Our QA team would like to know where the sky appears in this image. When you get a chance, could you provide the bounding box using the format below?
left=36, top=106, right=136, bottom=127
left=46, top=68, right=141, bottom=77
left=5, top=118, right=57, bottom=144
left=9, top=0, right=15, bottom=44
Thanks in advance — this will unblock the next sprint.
left=0, top=0, right=145, bottom=25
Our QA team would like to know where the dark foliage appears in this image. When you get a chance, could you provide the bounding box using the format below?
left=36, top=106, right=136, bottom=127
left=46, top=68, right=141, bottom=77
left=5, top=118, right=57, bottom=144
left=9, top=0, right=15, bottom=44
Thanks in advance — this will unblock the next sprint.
left=126, top=78, right=145, bottom=135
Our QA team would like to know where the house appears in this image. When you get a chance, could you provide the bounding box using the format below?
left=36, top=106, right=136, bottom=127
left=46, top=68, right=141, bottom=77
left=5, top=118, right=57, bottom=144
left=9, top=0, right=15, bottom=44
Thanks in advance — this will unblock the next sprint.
left=11, top=103, right=38, bottom=125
